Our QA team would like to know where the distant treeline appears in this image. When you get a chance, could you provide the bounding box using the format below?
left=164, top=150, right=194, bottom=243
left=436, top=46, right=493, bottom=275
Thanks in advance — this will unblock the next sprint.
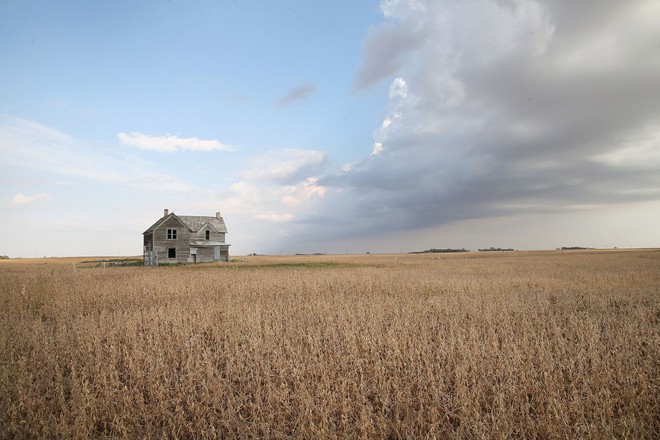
left=559, top=246, right=594, bottom=250
left=478, top=247, right=515, bottom=252
left=410, top=248, right=469, bottom=254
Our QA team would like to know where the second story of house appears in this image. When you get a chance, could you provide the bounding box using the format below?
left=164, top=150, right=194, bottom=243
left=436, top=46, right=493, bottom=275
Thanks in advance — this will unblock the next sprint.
left=178, top=213, right=227, bottom=244
left=143, top=209, right=228, bottom=249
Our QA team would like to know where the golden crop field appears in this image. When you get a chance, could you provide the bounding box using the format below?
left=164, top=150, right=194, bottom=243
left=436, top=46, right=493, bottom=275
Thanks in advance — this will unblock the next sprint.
left=1, top=250, right=658, bottom=439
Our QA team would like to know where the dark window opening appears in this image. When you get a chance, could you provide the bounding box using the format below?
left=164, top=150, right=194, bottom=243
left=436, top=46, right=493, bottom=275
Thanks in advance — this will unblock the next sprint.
left=206, top=230, right=210, bottom=240
left=167, top=228, right=177, bottom=239
left=168, top=248, right=176, bottom=259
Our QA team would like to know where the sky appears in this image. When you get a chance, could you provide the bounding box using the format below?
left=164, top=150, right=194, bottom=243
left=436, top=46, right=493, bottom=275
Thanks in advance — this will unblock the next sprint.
left=1, top=0, right=659, bottom=257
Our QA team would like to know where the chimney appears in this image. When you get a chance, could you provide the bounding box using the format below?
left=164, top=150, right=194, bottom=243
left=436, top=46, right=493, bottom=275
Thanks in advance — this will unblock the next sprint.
left=164, top=209, right=169, bottom=217
left=216, top=212, right=221, bottom=219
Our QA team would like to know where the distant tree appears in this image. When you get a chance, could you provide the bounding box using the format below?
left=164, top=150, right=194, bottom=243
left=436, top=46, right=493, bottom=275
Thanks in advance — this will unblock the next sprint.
left=409, top=248, right=469, bottom=254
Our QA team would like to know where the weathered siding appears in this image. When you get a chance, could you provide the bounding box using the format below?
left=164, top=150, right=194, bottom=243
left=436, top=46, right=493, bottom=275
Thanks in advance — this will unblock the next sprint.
left=191, top=246, right=229, bottom=263
left=189, top=229, right=225, bottom=243
left=197, top=247, right=215, bottom=263
left=153, top=216, right=190, bottom=264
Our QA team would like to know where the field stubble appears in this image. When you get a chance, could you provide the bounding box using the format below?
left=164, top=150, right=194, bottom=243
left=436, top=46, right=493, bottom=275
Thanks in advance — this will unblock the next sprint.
left=0, top=250, right=658, bottom=438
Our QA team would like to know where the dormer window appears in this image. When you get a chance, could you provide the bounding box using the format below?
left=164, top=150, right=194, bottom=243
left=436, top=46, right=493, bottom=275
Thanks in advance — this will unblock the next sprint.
left=167, top=228, right=177, bottom=240
left=205, top=230, right=210, bottom=240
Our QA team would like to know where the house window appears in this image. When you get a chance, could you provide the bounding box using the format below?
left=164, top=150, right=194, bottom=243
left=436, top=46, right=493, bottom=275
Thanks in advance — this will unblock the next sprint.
left=167, top=228, right=177, bottom=240
left=205, top=230, right=210, bottom=240
left=168, top=248, right=176, bottom=259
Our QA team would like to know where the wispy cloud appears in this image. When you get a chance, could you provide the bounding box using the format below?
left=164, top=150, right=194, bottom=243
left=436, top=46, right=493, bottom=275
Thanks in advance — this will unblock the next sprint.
left=118, top=132, right=236, bottom=152
left=0, top=115, right=193, bottom=191
left=277, top=84, right=318, bottom=107
left=241, top=149, right=326, bottom=182
left=10, top=192, right=51, bottom=206
left=253, top=212, right=294, bottom=222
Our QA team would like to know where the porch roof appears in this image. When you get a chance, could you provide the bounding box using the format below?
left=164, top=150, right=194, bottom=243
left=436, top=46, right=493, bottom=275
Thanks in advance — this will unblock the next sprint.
left=189, top=241, right=231, bottom=247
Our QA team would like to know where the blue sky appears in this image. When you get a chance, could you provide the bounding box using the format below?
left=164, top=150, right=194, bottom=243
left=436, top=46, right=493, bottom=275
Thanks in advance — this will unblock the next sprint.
left=2, top=0, right=660, bottom=257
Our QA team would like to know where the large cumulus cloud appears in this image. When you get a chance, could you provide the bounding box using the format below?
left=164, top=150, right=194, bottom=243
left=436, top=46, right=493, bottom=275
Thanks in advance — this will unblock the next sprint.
left=308, top=0, right=660, bottom=241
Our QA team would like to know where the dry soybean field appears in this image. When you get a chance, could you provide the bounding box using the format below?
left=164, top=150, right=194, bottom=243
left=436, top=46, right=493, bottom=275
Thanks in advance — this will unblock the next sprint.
left=1, top=250, right=659, bottom=438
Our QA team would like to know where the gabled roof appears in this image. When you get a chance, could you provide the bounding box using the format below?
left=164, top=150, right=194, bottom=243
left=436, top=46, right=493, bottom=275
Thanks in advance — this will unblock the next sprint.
left=143, top=213, right=186, bottom=234
left=178, top=216, right=227, bottom=233
left=143, top=213, right=227, bottom=234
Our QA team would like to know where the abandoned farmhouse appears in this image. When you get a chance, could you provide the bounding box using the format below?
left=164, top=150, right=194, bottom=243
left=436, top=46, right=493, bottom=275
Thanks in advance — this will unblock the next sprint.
left=143, top=209, right=230, bottom=265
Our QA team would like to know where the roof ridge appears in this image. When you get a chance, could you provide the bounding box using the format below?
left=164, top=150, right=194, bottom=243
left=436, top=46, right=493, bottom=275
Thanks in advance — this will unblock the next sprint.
left=144, top=213, right=227, bottom=234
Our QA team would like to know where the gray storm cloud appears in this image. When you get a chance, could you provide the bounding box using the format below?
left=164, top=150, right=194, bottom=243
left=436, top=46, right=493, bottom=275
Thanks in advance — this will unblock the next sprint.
left=310, top=0, right=660, bottom=240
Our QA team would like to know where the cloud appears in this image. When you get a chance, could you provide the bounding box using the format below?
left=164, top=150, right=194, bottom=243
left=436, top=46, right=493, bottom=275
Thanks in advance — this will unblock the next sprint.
left=280, top=178, right=327, bottom=207
left=371, top=142, right=383, bottom=156
left=241, top=149, right=326, bottom=182
left=253, top=212, right=294, bottom=222
left=204, top=176, right=325, bottom=225
left=10, top=192, right=50, bottom=206
left=354, top=19, right=427, bottom=91
left=277, top=84, right=318, bottom=107
left=298, top=0, right=660, bottom=243
left=216, top=149, right=329, bottom=225
left=118, top=132, right=236, bottom=152
left=0, top=115, right=193, bottom=191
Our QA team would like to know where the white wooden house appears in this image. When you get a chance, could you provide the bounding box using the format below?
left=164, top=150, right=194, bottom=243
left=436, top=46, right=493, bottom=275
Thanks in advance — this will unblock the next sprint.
left=143, top=209, right=230, bottom=265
